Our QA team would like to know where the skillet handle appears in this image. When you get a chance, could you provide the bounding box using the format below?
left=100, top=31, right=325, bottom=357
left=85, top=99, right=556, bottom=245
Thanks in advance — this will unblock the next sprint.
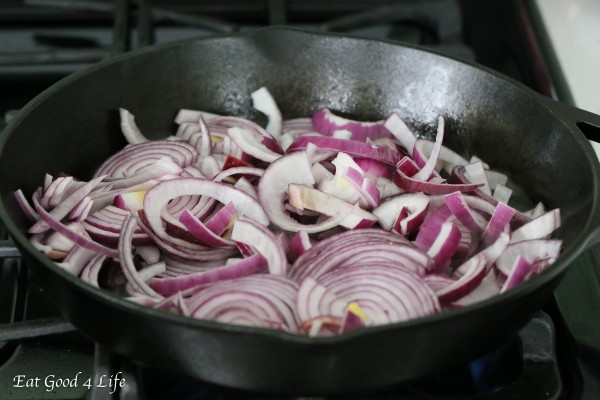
left=542, top=98, right=600, bottom=142
left=542, top=98, right=600, bottom=247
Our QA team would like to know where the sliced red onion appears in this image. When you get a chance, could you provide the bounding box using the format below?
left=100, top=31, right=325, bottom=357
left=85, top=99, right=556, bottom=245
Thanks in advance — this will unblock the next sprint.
left=492, top=184, right=512, bottom=203
left=486, top=170, right=508, bottom=190
left=368, top=137, right=397, bottom=151
left=530, top=258, right=554, bottom=276
left=340, top=306, right=367, bottom=333
left=353, top=158, right=391, bottom=179
left=311, top=162, right=334, bottom=185
left=383, top=112, right=416, bottom=153
left=113, top=190, right=146, bottom=211
left=85, top=205, right=145, bottom=232
left=198, top=155, right=222, bottom=179
left=204, top=202, right=238, bottom=235
left=464, top=162, right=491, bottom=196
left=14, top=189, right=40, bottom=222
left=148, top=254, right=267, bottom=296
left=19, top=93, right=565, bottom=335
left=68, top=196, right=93, bottom=222
left=40, top=176, right=75, bottom=209
left=450, top=165, right=531, bottom=227
left=311, top=108, right=391, bottom=142
left=176, top=123, right=198, bottom=141
left=212, top=166, right=264, bottom=183
left=333, top=130, right=352, bottom=140
left=478, top=231, right=511, bottom=272
left=143, top=178, right=268, bottom=250
left=258, top=151, right=344, bottom=233
left=436, top=253, right=487, bottom=304
left=394, top=169, right=482, bottom=195
left=174, top=109, right=221, bottom=125
left=317, top=153, right=362, bottom=206
left=136, top=245, right=161, bottom=264
left=210, top=116, right=283, bottom=156
left=343, top=167, right=380, bottom=209
left=278, top=133, right=295, bottom=151
left=119, top=108, right=148, bottom=144
left=500, top=256, right=533, bottom=293
left=56, top=245, right=97, bottom=276
left=510, top=209, right=560, bottom=243
left=495, top=239, right=562, bottom=276
left=391, top=207, right=410, bottom=233
left=80, top=254, right=106, bottom=288
left=43, top=174, right=53, bottom=191
left=453, top=222, right=477, bottom=262
left=176, top=292, right=191, bottom=317
left=95, top=140, right=197, bottom=178
left=282, top=118, right=316, bottom=137
left=317, top=265, right=440, bottom=325
left=102, top=157, right=183, bottom=190
left=182, top=166, right=206, bottom=179
left=396, top=156, right=420, bottom=177
left=288, top=184, right=377, bottom=229
left=164, top=193, right=206, bottom=222
left=30, top=233, right=66, bottom=260
left=162, top=255, right=228, bottom=275
left=118, top=215, right=162, bottom=298
left=481, top=202, right=516, bottom=245
left=32, top=193, right=119, bottom=258
left=82, top=220, right=151, bottom=246
left=228, top=127, right=282, bottom=162
left=414, top=140, right=470, bottom=175
left=291, top=230, right=431, bottom=282
left=233, top=177, right=258, bottom=199
left=414, top=204, right=455, bottom=252
left=527, top=202, right=547, bottom=219
left=426, top=222, right=462, bottom=271
left=29, top=175, right=106, bottom=234
left=451, top=269, right=502, bottom=306
left=179, top=210, right=234, bottom=248
left=196, top=115, right=212, bottom=158
left=45, top=222, right=87, bottom=252
left=296, top=277, right=348, bottom=326
left=188, top=275, right=298, bottom=331
left=470, top=155, right=489, bottom=168
left=287, top=136, right=402, bottom=166
left=423, top=274, right=456, bottom=292
left=373, top=193, right=429, bottom=233
left=376, top=176, right=405, bottom=199
left=251, top=87, right=282, bottom=138
left=318, top=152, right=380, bottom=209
left=444, top=191, right=485, bottom=232
left=411, top=117, right=444, bottom=181
left=289, top=231, right=312, bottom=262
left=231, top=216, right=287, bottom=275
left=459, top=195, right=497, bottom=215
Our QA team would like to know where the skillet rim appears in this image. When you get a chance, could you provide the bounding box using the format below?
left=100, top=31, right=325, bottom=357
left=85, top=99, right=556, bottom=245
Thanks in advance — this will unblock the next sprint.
left=1, top=26, right=599, bottom=345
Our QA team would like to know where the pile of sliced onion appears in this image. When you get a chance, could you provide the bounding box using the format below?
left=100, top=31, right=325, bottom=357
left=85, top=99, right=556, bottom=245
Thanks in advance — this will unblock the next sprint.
left=16, top=87, right=562, bottom=336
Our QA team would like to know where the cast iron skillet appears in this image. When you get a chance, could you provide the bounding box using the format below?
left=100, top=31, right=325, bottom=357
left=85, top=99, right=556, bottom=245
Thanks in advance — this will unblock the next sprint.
left=2, top=28, right=600, bottom=395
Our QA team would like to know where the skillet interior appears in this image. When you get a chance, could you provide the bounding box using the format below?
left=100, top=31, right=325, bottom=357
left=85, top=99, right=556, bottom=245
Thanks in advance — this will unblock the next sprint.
left=0, top=28, right=598, bottom=394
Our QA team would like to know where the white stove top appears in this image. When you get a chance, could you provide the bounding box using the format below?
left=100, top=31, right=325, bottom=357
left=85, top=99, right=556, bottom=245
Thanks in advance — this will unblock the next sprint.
left=534, top=0, right=600, bottom=156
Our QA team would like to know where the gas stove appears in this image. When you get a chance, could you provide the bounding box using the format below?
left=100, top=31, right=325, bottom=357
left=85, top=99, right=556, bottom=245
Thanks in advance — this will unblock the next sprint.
left=1, top=1, right=600, bottom=399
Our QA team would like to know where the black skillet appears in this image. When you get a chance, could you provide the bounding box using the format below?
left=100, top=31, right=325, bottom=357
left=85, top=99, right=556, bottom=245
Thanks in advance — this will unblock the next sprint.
left=1, top=28, right=600, bottom=395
